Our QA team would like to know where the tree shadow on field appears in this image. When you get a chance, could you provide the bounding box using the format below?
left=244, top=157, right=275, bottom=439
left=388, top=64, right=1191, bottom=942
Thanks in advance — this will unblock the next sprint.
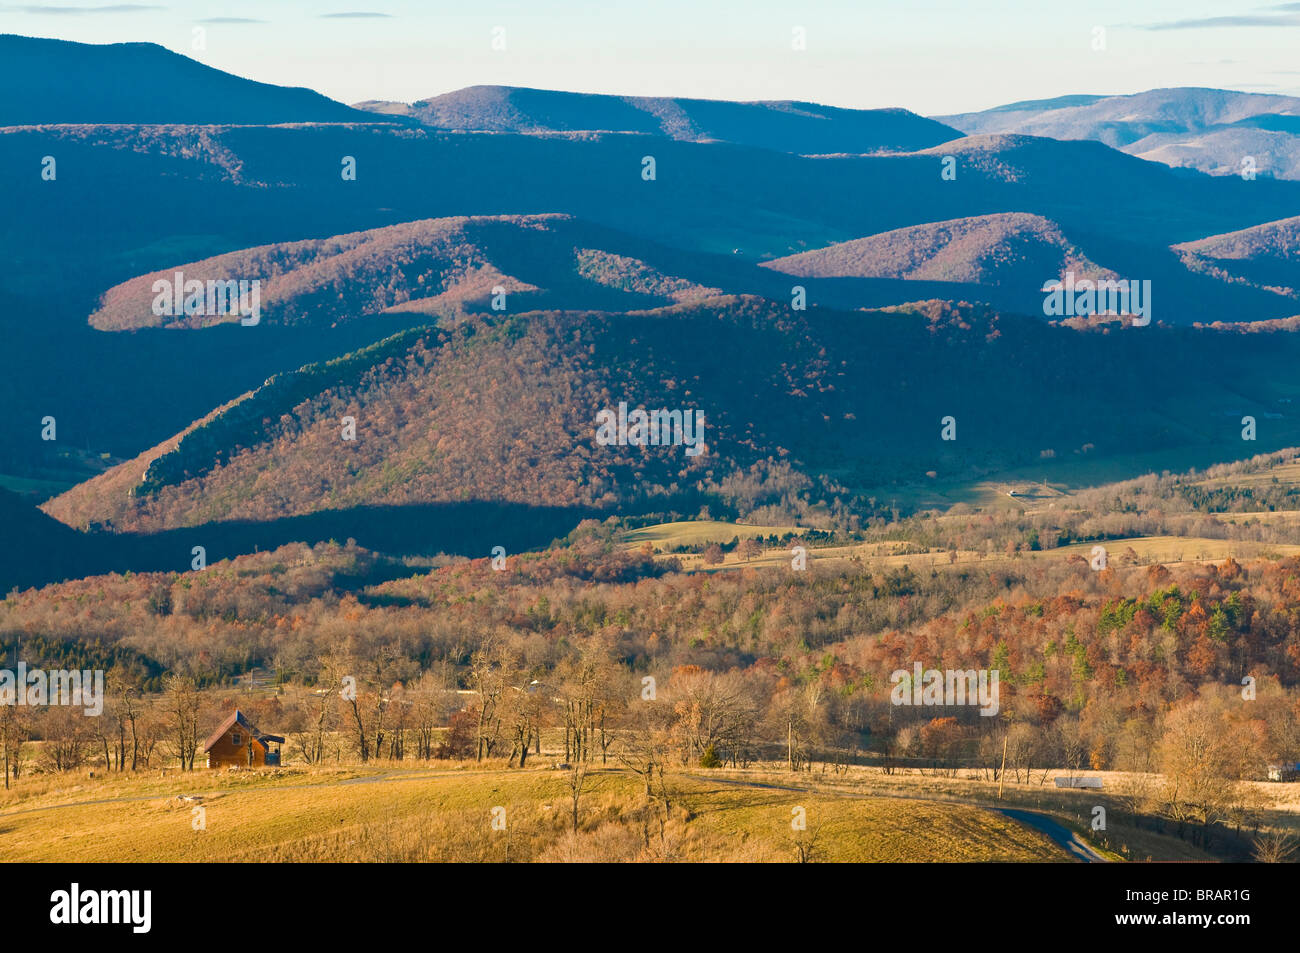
left=113, top=500, right=603, bottom=572
left=1, top=500, right=603, bottom=592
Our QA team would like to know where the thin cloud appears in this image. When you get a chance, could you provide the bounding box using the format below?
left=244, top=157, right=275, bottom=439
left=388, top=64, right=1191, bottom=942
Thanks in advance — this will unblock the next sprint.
left=1144, top=11, right=1300, bottom=30
left=6, top=3, right=163, bottom=12
left=197, top=16, right=265, bottom=23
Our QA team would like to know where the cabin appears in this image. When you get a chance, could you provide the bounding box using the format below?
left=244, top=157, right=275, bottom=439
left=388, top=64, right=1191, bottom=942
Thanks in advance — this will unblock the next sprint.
left=1267, top=763, right=1299, bottom=782
left=202, top=710, right=284, bottom=769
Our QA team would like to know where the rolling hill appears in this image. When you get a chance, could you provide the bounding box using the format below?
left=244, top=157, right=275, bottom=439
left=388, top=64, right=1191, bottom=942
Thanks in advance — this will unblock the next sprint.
left=0, top=765, right=1074, bottom=863
left=88, top=214, right=724, bottom=331
left=5, top=120, right=1298, bottom=321
left=0, top=34, right=387, bottom=126
left=761, top=206, right=1298, bottom=319
left=760, top=213, right=1118, bottom=286
left=33, top=122, right=1300, bottom=336
left=941, top=88, right=1300, bottom=146
left=939, top=87, right=1300, bottom=179
left=42, top=296, right=1300, bottom=542
left=355, top=84, right=962, bottom=154
left=1173, top=216, right=1300, bottom=297
left=7, top=36, right=1300, bottom=506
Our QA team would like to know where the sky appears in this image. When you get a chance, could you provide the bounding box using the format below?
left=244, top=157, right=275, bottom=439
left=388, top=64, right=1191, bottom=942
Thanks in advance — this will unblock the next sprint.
left=5, top=1, right=1300, bottom=115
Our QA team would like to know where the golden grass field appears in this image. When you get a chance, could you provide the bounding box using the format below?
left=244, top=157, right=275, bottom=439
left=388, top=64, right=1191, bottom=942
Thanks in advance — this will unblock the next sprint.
left=0, top=762, right=1111, bottom=863
left=631, top=520, right=1300, bottom=575
left=1194, top=461, right=1300, bottom=490
left=618, top=520, right=805, bottom=548
left=1052, top=536, right=1300, bottom=564
left=605, top=449, right=1300, bottom=576
left=845, top=447, right=1300, bottom=513
left=8, top=755, right=1284, bottom=862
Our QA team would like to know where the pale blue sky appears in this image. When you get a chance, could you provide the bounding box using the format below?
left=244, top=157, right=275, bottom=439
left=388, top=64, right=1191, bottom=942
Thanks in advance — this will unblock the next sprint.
left=5, top=1, right=1300, bottom=114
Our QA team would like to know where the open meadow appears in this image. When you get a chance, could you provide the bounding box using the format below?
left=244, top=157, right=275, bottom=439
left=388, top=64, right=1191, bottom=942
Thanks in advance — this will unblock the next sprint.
left=0, top=760, right=1141, bottom=863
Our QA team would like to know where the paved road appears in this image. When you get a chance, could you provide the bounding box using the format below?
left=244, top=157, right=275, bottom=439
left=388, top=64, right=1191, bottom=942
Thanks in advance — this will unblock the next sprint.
left=996, top=808, right=1108, bottom=862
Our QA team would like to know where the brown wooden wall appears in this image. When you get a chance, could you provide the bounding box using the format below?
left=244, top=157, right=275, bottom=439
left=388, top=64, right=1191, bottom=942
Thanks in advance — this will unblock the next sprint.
left=205, top=728, right=266, bottom=768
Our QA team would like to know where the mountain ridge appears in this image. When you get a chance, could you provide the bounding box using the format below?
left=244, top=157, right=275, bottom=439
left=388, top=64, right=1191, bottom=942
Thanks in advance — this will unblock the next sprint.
left=43, top=296, right=1300, bottom=540
left=938, top=87, right=1300, bottom=179
left=354, top=84, right=963, bottom=154
left=0, top=34, right=391, bottom=126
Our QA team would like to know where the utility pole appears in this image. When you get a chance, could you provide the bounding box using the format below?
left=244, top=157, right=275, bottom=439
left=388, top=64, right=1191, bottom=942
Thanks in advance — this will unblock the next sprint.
left=997, top=734, right=1009, bottom=799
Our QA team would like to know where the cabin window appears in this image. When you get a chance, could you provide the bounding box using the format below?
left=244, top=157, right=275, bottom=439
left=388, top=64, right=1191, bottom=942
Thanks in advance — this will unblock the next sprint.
left=231, top=732, right=241, bottom=746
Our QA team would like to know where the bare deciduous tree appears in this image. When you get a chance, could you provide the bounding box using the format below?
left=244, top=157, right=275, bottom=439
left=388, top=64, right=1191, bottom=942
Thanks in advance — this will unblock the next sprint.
left=163, top=674, right=201, bottom=770
left=0, top=703, right=29, bottom=789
